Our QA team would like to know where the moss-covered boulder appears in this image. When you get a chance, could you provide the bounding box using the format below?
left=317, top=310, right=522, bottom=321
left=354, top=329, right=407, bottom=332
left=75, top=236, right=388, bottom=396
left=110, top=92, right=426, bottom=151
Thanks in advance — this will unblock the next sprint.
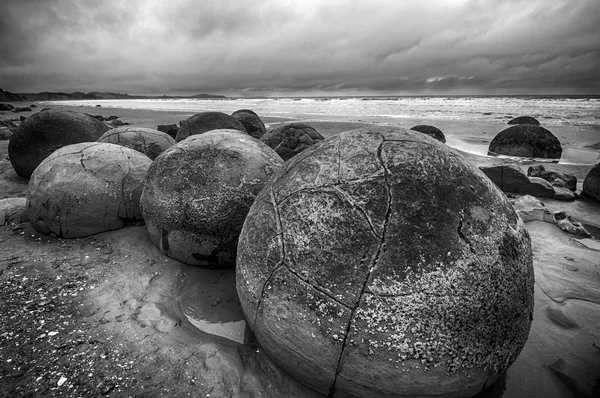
left=260, top=122, right=324, bottom=161
left=8, top=109, right=110, bottom=178
left=231, top=110, right=267, bottom=139
left=97, top=127, right=176, bottom=160
left=410, top=125, right=446, bottom=143
left=237, top=126, right=534, bottom=397
left=488, top=124, right=562, bottom=159
left=141, top=129, right=283, bottom=267
left=175, top=111, right=246, bottom=142
left=27, top=142, right=151, bottom=238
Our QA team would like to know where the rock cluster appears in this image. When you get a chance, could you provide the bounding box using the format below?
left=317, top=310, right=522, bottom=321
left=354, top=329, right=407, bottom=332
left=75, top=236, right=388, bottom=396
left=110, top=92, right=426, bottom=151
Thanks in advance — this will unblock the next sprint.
left=513, top=195, right=591, bottom=237
left=237, top=126, right=534, bottom=397
left=527, top=165, right=576, bottom=191
left=260, top=122, right=324, bottom=161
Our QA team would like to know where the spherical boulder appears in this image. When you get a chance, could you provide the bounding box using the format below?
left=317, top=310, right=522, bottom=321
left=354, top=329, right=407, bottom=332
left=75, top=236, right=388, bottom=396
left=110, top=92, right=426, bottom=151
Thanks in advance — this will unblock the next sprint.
left=489, top=124, right=562, bottom=159
left=231, top=110, right=267, bottom=139
left=260, top=122, right=324, bottom=161
left=237, top=127, right=534, bottom=397
left=175, top=111, right=247, bottom=142
left=97, top=127, right=176, bottom=160
left=8, top=109, right=111, bottom=178
left=141, top=129, right=283, bottom=267
left=583, top=163, right=600, bottom=203
left=508, top=116, right=540, bottom=125
left=27, top=142, right=152, bottom=238
left=410, top=125, right=446, bottom=143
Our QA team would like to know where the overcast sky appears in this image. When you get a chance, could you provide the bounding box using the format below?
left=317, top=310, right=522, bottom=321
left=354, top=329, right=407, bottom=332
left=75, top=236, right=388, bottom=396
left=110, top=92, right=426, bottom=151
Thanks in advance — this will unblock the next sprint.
left=0, top=0, right=598, bottom=96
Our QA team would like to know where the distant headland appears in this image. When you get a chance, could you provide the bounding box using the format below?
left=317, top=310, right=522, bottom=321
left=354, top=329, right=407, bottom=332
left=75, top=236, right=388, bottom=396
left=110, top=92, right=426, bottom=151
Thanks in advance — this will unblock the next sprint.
left=0, top=88, right=225, bottom=102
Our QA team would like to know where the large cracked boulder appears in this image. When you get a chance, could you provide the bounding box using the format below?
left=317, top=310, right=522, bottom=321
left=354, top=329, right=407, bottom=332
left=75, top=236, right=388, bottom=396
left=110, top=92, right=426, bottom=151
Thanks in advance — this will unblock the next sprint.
left=175, top=111, right=247, bottom=142
left=232, top=110, right=267, bottom=139
left=27, top=142, right=152, bottom=238
left=508, top=116, right=540, bottom=125
left=237, top=126, right=534, bottom=397
left=141, top=129, right=283, bottom=267
left=488, top=125, right=562, bottom=159
left=97, top=127, right=176, bottom=160
left=583, top=163, right=600, bottom=203
left=260, top=122, right=324, bottom=161
left=410, top=125, right=446, bottom=143
left=8, top=109, right=110, bottom=178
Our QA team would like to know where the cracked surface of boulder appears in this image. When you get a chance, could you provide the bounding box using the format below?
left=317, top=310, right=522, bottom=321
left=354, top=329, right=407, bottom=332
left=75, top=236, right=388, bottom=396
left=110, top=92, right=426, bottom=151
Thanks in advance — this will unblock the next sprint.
left=97, top=127, right=176, bottom=160
left=583, top=163, right=600, bottom=203
left=175, top=111, right=247, bottom=142
left=141, top=129, right=283, bottom=268
left=26, top=142, right=152, bottom=238
left=260, top=122, right=324, bottom=161
left=410, top=124, right=446, bottom=143
left=488, top=124, right=562, bottom=159
left=8, top=109, right=110, bottom=178
left=237, top=126, right=534, bottom=397
left=507, top=116, right=540, bottom=125
left=231, top=110, right=267, bottom=139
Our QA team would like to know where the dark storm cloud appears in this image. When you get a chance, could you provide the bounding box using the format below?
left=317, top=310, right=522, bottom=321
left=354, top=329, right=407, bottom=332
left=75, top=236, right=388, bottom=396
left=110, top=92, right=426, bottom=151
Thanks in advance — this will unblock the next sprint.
left=1, top=0, right=599, bottom=95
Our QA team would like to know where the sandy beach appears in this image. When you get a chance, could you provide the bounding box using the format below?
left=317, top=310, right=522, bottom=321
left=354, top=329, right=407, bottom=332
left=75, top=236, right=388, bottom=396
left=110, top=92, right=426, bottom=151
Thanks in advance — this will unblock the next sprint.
left=1, top=103, right=599, bottom=397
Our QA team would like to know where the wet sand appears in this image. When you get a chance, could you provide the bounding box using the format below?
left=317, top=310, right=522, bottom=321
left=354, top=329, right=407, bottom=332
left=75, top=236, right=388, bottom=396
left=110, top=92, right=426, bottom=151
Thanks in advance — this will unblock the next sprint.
left=1, top=103, right=599, bottom=397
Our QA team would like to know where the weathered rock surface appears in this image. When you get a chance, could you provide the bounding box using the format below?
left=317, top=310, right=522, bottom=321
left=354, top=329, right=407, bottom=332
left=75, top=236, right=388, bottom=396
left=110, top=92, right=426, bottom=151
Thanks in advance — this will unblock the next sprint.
left=260, top=122, right=324, bottom=161
left=27, top=142, right=151, bottom=238
left=0, top=197, right=27, bottom=225
left=141, top=129, right=283, bottom=267
left=97, top=127, right=176, bottom=160
left=508, top=116, right=540, bottom=125
left=0, top=127, right=12, bottom=140
left=488, top=125, right=562, bottom=159
left=8, top=109, right=110, bottom=178
left=527, top=165, right=577, bottom=191
left=410, top=124, right=446, bottom=143
left=175, top=112, right=247, bottom=142
left=237, top=126, right=534, bottom=397
left=231, top=110, right=267, bottom=139
left=582, top=163, right=600, bottom=203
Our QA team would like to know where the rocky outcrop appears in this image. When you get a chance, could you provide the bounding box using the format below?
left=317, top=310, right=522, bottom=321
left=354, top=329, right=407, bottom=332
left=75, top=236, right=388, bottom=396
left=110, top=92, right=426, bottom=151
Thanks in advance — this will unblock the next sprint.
left=175, top=112, right=246, bottom=142
left=527, top=165, right=577, bottom=191
left=480, top=164, right=575, bottom=200
left=410, top=124, right=446, bottom=143
left=489, top=125, right=562, bottom=159
left=582, top=163, right=600, bottom=203
left=508, top=116, right=540, bottom=125
left=260, top=122, right=324, bottom=161
left=237, top=126, right=534, bottom=397
left=97, top=127, right=176, bottom=160
left=27, top=142, right=151, bottom=238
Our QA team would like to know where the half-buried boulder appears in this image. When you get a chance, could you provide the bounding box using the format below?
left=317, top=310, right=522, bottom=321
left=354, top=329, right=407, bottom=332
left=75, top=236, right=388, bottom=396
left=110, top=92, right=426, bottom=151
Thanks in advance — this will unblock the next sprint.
left=508, top=116, right=540, bottom=125
left=97, top=127, right=176, bottom=160
left=488, top=125, right=562, bottom=159
left=175, top=111, right=247, bottom=142
left=583, top=163, right=600, bottom=203
left=260, top=122, right=324, bottom=161
left=410, top=124, right=446, bottom=143
left=231, top=110, right=267, bottom=139
left=237, top=126, right=534, bottom=397
left=8, top=109, right=110, bottom=178
left=527, top=165, right=577, bottom=191
left=140, top=129, right=283, bottom=267
left=27, top=142, right=151, bottom=238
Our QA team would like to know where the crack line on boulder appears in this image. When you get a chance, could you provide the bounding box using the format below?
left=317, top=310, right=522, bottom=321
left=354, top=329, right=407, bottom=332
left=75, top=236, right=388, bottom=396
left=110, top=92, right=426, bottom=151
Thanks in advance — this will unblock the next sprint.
left=328, top=138, right=393, bottom=397
left=457, top=211, right=477, bottom=255
left=253, top=262, right=286, bottom=326
left=331, top=186, right=382, bottom=240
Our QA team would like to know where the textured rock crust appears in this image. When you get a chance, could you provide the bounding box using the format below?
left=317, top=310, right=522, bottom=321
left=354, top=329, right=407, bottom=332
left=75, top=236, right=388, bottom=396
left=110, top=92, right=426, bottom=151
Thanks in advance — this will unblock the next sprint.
left=175, top=112, right=247, bottom=142
left=97, top=127, right=176, bottom=160
left=260, top=122, right=324, bottom=161
left=0, top=197, right=28, bottom=225
left=231, top=110, right=267, bottom=139
left=527, top=165, right=577, bottom=191
left=141, top=129, right=283, bottom=267
left=507, top=116, right=540, bottom=125
left=488, top=125, right=562, bottom=159
left=8, top=109, right=111, bottom=178
left=237, top=127, right=534, bottom=397
left=26, top=142, right=152, bottom=238
left=582, top=163, right=600, bottom=202
left=410, top=125, right=446, bottom=143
